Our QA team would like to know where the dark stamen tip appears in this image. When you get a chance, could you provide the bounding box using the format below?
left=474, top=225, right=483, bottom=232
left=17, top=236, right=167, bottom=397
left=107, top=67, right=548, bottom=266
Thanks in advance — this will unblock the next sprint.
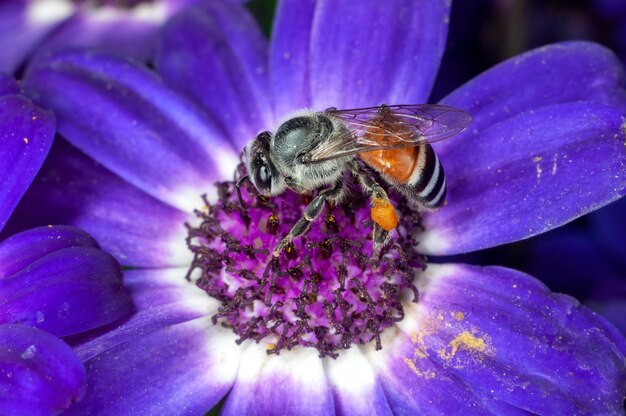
left=325, top=214, right=339, bottom=234
left=283, top=242, right=297, bottom=260
left=267, top=214, right=280, bottom=234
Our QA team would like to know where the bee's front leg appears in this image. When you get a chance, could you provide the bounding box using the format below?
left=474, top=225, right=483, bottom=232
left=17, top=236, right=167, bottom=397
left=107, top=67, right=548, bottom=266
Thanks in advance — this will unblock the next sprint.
left=273, top=178, right=344, bottom=257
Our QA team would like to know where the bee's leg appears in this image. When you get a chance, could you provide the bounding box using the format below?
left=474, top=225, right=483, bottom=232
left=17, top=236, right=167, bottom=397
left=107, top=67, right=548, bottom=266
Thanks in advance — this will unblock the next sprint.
left=350, top=164, right=397, bottom=254
left=235, top=174, right=250, bottom=209
left=273, top=178, right=344, bottom=257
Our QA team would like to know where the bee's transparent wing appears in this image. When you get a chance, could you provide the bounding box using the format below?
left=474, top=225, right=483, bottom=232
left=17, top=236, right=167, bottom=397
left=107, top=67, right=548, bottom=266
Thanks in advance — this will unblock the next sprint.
left=306, top=104, right=471, bottom=163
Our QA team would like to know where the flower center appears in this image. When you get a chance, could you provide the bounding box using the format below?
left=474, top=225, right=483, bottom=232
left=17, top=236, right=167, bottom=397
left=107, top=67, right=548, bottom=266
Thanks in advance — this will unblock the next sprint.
left=186, top=165, right=425, bottom=358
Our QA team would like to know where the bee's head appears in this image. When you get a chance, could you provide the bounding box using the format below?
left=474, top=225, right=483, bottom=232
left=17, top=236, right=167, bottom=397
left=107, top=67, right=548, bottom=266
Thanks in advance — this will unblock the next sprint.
left=244, top=131, right=286, bottom=196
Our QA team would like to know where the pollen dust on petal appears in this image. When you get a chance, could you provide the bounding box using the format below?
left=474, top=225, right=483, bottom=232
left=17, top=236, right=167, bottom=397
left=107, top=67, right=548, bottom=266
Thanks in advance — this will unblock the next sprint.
left=403, top=357, right=437, bottom=379
left=437, top=330, right=492, bottom=363
left=533, top=156, right=543, bottom=183
left=403, top=309, right=494, bottom=375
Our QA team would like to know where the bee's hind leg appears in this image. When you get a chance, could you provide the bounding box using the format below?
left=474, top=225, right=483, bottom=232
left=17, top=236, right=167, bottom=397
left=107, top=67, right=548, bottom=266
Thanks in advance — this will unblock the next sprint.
left=350, top=163, right=397, bottom=255
left=273, top=178, right=344, bottom=257
left=372, top=226, right=391, bottom=256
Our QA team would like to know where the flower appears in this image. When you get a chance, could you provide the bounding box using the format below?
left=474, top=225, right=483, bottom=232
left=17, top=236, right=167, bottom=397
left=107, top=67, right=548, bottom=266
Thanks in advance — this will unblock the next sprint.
left=0, top=0, right=208, bottom=73
left=8, top=1, right=626, bottom=413
left=0, top=74, right=132, bottom=414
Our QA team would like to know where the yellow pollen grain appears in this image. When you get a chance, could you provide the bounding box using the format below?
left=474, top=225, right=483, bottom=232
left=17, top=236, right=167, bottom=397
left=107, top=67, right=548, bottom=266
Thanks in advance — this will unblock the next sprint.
left=23, top=138, right=29, bottom=144
left=453, top=311, right=465, bottom=321
left=438, top=331, right=488, bottom=362
left=413, top=348, right=428, bottom=358
left=403, top=357, right=436, bottom=379
left=533, top=156, right=542, bottom=163
left=268, top=343, right=275, bottom=350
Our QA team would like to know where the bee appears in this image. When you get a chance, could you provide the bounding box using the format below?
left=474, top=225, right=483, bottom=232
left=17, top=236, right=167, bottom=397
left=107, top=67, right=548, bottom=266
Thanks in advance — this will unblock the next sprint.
left=241, top=104, right=472, bottom=256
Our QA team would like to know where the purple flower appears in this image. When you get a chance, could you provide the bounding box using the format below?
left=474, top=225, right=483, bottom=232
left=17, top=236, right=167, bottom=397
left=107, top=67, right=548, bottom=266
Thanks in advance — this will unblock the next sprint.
left=0, top=0, right=210, bottom=73
left=8, top=1, right=626, bottom=414
left=0, top=75, right=132, bottom=414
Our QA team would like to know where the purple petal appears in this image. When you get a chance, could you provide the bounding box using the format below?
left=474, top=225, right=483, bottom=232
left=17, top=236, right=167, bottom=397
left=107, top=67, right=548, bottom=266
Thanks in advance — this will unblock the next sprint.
left=221, top=346, right=335, bottom=416
left=0, top=225, right=98, bottom=279
left=66, top=319, right=241, bottom=415
left=269, top=0, right=316, bottom=115
left=307, top=0, right=451, bottom=110
left=324, top=348, right=393, bottom=416
left=368, top=264, right=626, bottom=414
left=438, top=41, right=626, bottom=155
left=367, top=329, right=491, bottom=414
left=0, top=74, right=19, bottom=97
left=0, top=246, right=132, bottom=337
left=0, top=94, right=55, bottom=233
left=0, top=0, right=72, bottom=73
left=155, top=3, right=272, bottom=148
left=24, top=50, right=238, bottom=211
left=0, top=324, right=84, bottom=416
left=4, top=140, right=194, bottom=268
left=72, top=267, right=215, bottom=361
left=421, top=102, right=626, bottom=255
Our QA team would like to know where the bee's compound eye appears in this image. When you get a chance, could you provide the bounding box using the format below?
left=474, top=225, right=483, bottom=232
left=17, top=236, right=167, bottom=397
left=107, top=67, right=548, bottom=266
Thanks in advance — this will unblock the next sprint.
left=254, top=162, right=272, bottom=193
left=257, top=131, right=271, bottom=142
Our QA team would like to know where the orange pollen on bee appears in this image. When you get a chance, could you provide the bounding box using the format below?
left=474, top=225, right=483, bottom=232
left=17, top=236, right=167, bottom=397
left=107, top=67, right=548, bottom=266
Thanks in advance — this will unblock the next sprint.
left=371, top=197, right=399, bottom=231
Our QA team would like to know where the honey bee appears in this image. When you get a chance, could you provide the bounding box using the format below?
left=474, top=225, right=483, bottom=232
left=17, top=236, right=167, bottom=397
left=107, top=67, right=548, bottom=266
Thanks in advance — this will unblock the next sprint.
left=241, top=104, right=472, bottom=256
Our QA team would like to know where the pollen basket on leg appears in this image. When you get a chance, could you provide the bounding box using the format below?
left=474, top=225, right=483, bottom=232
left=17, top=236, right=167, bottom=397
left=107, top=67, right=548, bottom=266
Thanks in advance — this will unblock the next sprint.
left=371, top=197, right=399, bottom=231
left=186, top=164, right=425, bottom=358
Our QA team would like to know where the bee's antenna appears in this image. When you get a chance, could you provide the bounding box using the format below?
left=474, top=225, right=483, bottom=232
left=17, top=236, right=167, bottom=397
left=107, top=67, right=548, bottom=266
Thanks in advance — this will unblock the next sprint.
left=236, top=175, right=250, bottom=209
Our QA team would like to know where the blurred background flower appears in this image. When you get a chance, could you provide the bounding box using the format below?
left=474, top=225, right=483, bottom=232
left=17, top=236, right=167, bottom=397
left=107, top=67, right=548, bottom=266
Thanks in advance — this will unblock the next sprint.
left=0, top=0, right=216, bottom=74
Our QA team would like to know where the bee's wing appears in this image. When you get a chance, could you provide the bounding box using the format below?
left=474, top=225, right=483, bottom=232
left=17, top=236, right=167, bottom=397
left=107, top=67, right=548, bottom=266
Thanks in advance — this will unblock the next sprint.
left=306, top=104, right=471, bottom=163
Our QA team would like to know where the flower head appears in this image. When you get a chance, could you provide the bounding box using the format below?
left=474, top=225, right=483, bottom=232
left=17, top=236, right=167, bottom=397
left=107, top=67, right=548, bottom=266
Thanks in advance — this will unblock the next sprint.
left=187, top=165, right=425, bottom=357
left=8, top=1, right=626, bottom=414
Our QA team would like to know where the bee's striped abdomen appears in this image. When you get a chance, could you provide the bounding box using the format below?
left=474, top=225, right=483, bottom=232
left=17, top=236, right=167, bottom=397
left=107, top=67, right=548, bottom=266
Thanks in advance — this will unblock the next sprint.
left=406, top=144, right=446, bottom=208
